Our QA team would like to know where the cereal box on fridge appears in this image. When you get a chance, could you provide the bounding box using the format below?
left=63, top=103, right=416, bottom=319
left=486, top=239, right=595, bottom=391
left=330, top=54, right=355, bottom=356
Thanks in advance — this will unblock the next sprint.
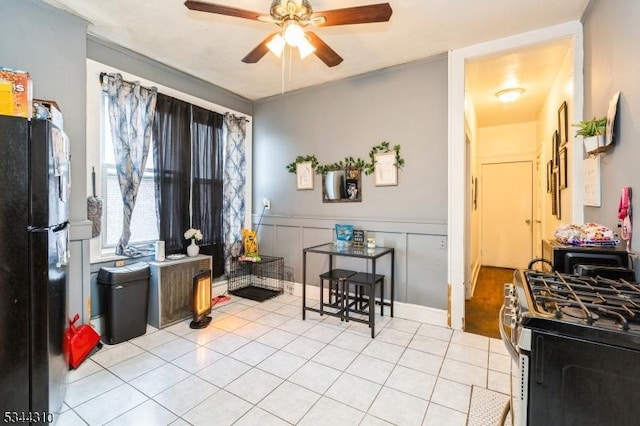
left=0, top=67, right=33, bottom=118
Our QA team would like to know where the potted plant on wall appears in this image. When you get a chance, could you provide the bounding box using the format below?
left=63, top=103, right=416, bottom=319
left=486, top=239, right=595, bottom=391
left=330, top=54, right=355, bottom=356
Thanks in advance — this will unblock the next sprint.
left=573, top=117, right=607, bottom=153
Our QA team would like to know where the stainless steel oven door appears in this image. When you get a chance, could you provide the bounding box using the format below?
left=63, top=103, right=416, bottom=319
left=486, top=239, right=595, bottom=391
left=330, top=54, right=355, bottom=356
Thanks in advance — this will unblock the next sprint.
left=499, top=305, right=529, bottom=426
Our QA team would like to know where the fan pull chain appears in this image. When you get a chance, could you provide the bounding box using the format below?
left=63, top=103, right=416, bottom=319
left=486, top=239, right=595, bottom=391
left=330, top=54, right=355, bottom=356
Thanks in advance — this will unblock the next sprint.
left=288, top=45, right=293, bottom=84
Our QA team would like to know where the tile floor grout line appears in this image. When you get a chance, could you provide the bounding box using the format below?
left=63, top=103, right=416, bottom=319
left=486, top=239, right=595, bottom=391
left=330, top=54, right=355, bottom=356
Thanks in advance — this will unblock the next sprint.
left=61, top=295, right=511, bottom=425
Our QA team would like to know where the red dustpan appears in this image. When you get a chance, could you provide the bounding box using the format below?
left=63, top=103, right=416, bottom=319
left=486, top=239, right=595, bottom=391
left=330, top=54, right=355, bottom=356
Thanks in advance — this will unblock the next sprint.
left=65, top=314, right=102, bottom=369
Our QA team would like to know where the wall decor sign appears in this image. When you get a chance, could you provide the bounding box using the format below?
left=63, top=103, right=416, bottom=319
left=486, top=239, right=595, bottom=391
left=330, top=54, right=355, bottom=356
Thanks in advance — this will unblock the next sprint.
left=374, top=151, right=398, bottom=186
left=583, top=156, right=601, bottom=207
left=353, top=230, right=365, bottom=247
left=296, top=161, right=314, bottom=190
left=558, top=101, right=568, bottom=146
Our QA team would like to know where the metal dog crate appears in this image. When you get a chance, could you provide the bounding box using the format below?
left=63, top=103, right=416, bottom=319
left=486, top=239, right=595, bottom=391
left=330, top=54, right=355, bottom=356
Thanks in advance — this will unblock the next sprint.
left=228, top=255, right=284, bottom=301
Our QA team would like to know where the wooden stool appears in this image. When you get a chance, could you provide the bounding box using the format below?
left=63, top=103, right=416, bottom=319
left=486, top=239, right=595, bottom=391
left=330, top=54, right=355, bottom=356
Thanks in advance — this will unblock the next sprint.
left=318, top=269, right=357, bottom=318
left=344, top=272, right=385, bottom=337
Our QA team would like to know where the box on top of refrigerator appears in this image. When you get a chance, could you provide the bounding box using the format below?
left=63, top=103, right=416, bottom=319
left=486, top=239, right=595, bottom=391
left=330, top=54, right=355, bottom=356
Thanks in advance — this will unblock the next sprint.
left=0, top=67, right=33, bottom=118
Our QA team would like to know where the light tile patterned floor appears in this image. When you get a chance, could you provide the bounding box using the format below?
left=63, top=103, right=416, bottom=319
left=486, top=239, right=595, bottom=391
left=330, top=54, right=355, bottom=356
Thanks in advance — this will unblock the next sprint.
left=58, top=294, right=510, bottom=425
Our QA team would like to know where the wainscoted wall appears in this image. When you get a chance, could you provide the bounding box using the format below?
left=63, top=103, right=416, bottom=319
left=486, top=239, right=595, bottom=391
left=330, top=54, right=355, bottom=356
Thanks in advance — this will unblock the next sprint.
left=252, top=215, right=448, bottom=310
left=252, top=55, right=450, bottom=314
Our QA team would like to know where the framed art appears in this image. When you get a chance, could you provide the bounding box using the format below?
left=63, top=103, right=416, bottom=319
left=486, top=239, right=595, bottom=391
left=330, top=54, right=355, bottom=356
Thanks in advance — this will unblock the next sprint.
left=551, top=170, right=557, bottom=216
left=374, top=151, right=398, bottom=186
left=296, top=161, right=314, bottom=190
left=606, top=91, right=620, bottom=147
left=546, top=160, right=553, bottom=193
left=471, top=176, right=477, bottom=210
left=353, top=230, right=365, bottom=247
left=558, top=101, right=568, bottom=146
left=555, top=170, right=562, bottom=220
left=559, top=147, right=568, bottom=189
left=552, top=130, right=560, bottom=167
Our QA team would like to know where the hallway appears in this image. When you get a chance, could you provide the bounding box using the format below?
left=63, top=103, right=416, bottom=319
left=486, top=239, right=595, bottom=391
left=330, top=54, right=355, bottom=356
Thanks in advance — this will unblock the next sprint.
left=464, top=267, right=515, bottom=339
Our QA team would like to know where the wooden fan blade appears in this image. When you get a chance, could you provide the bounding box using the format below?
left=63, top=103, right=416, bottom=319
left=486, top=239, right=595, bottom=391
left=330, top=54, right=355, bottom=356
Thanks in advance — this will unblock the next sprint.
left=312, top=3, right=392, bottom=26
left=306, top=32, right=343, bottom=67
left=184, top=1, right=262, bottom=21
left=242, top=32, right=279, bottom=64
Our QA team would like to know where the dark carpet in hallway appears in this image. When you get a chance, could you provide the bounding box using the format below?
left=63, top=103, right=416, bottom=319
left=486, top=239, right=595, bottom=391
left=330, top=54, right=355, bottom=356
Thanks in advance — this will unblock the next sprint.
left=464, top=266, right=515, bottom=339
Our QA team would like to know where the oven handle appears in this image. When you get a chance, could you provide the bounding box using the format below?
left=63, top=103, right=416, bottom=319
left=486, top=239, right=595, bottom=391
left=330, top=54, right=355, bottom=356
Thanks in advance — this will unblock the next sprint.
left=498, top=305, right=519, bottom=361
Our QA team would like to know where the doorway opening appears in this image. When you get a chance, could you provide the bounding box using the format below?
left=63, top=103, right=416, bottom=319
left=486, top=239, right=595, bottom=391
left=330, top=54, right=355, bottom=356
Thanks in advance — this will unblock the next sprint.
left=448, top=21, right=584, bottom=333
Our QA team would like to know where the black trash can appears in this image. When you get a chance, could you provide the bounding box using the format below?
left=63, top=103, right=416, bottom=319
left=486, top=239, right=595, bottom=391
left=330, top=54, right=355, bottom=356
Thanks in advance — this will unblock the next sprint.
left=98, top=262, right=150, bottom=345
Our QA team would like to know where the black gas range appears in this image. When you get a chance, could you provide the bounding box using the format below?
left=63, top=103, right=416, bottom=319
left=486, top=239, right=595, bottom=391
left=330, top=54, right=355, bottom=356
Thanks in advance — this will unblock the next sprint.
left=501, top=270, right=640, bottom=426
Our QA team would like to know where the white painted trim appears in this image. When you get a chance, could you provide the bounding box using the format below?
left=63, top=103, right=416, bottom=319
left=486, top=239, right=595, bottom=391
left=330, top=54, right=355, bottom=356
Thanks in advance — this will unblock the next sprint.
left=290, top=281, right=448, bottom=327
left=570, top=30, right=585, bottom=224
left=467, top=258, right=482, bottom=300
left=93, top=279, right=449, bottom=331
left=448, top=21, right=584, bottom=331
left=85, top=59, right=254, bottom=263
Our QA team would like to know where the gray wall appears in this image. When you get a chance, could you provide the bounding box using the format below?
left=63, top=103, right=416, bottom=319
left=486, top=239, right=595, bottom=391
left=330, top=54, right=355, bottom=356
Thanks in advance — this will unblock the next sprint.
left=2, top=0, right=253, bottom=321
left=253, top=57, right=449, bottom=309
left=87, top=36, right=252, bottom=117
left=583, top=0, right=640, bottom=238
left=1, top=0, right=89, bottom=319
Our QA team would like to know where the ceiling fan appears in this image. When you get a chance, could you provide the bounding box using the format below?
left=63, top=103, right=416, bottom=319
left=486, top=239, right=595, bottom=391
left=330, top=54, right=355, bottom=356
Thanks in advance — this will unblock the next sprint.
left=184, top=0, right=393, bottom=67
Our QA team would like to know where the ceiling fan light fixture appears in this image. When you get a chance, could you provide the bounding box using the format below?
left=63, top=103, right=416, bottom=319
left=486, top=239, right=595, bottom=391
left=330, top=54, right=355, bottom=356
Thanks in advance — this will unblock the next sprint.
left=298, top=36, right=316, bottom=59
left=283, top=20, right=305, bottom=47
left=496, top=88, right=524, bottom=103
left=266, top=33, right=285, bottom=57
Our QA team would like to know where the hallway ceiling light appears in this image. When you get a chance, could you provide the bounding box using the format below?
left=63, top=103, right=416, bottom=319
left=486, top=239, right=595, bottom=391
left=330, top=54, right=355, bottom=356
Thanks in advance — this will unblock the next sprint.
left=495, top=88, right=524, bottom=103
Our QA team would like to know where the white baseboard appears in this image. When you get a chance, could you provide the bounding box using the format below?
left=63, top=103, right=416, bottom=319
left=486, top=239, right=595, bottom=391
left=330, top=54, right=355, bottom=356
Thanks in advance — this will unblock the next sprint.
left=290, top=281, right=448, bottom=328
left=91, top=280, right=449, bottom=336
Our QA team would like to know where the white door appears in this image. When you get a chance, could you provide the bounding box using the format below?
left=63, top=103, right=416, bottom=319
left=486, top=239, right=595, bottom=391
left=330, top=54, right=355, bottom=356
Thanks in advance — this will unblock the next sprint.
left=481, top=161, right=533, bottom=269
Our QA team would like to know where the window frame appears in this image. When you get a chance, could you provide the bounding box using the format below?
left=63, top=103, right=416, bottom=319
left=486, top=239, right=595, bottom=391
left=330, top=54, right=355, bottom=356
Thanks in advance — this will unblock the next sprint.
left=87, top=59, right=253, bottom=263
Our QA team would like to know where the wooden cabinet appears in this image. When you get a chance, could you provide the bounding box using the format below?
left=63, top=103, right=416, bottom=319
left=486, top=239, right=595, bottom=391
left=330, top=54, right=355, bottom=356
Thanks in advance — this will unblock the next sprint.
left=147, top=254, right=212, bottom=329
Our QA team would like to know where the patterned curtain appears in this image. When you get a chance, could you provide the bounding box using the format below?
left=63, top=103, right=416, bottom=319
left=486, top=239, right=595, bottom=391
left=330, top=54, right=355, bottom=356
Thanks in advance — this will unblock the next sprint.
left=102, top=73, right=158, bottom=256
left=223, top=113, right=247, bottom=274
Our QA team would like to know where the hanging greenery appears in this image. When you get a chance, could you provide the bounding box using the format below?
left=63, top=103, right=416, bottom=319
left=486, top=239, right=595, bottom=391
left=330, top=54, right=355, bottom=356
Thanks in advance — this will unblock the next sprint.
left=285, top=155, right=319, bottom=173
left=316, top=156, right=367, bottom=174
left=363, top=141, right=405, bottom=175
left=287, top=142, right=405, bottom=176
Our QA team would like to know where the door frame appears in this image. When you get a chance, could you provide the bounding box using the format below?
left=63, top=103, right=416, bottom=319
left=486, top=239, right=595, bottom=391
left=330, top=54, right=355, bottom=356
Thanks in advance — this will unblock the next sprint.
left=447, top=21, right=584, bottom=330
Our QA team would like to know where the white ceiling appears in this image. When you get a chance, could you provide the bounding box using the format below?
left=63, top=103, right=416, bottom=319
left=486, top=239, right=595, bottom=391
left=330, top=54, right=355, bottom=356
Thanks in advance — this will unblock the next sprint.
left=40, top=0, right=588, bottom=123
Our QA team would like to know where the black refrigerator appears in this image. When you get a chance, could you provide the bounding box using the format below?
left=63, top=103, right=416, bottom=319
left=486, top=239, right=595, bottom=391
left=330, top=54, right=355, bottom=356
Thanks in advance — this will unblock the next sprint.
left=0, top=115, right=70, bottom=422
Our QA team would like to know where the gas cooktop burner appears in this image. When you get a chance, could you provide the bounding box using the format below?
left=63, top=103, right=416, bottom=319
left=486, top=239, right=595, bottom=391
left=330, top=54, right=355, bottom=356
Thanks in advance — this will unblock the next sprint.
left=559, top=306, right=599, bottom=321
left=523, top=270, right=640, bottom=332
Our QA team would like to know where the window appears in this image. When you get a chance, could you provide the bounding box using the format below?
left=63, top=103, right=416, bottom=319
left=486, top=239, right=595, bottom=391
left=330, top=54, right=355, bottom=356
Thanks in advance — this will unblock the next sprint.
left=101, top=92, right=158, bottom=251
left=89, top=60, right=252, bottom=262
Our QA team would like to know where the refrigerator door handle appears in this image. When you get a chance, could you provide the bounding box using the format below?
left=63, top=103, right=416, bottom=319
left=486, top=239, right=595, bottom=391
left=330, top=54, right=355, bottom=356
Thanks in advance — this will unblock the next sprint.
left=27, top=221, right=69, bottom=233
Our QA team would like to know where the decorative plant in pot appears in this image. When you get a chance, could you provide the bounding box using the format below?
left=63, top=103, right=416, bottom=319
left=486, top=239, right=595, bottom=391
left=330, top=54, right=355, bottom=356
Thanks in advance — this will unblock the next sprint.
left=184, top=228, right=203, bottom=257
left=573, top=117, right=607, bottom=153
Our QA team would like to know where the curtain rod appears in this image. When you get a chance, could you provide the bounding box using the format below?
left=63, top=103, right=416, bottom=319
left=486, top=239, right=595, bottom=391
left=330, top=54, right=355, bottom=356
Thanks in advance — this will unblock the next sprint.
left=100, top=71, right=250, bottom=122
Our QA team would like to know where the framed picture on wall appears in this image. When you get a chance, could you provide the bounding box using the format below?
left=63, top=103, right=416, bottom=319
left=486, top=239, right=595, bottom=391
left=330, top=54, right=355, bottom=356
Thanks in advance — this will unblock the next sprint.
left=296, top=161, right=314, bottom=190
left=555, top=171, right=562, bottom=220
left=558, top=101, right=568, bottom=146
left=552, top=130, right=560, bottom=167
left=559, top=147, right=568, bottom=189
left=374, top=151, right=398, bottom=186
left=550, top=170, right=557, bottom=216
left=546, top=160, right=553, bottom=193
